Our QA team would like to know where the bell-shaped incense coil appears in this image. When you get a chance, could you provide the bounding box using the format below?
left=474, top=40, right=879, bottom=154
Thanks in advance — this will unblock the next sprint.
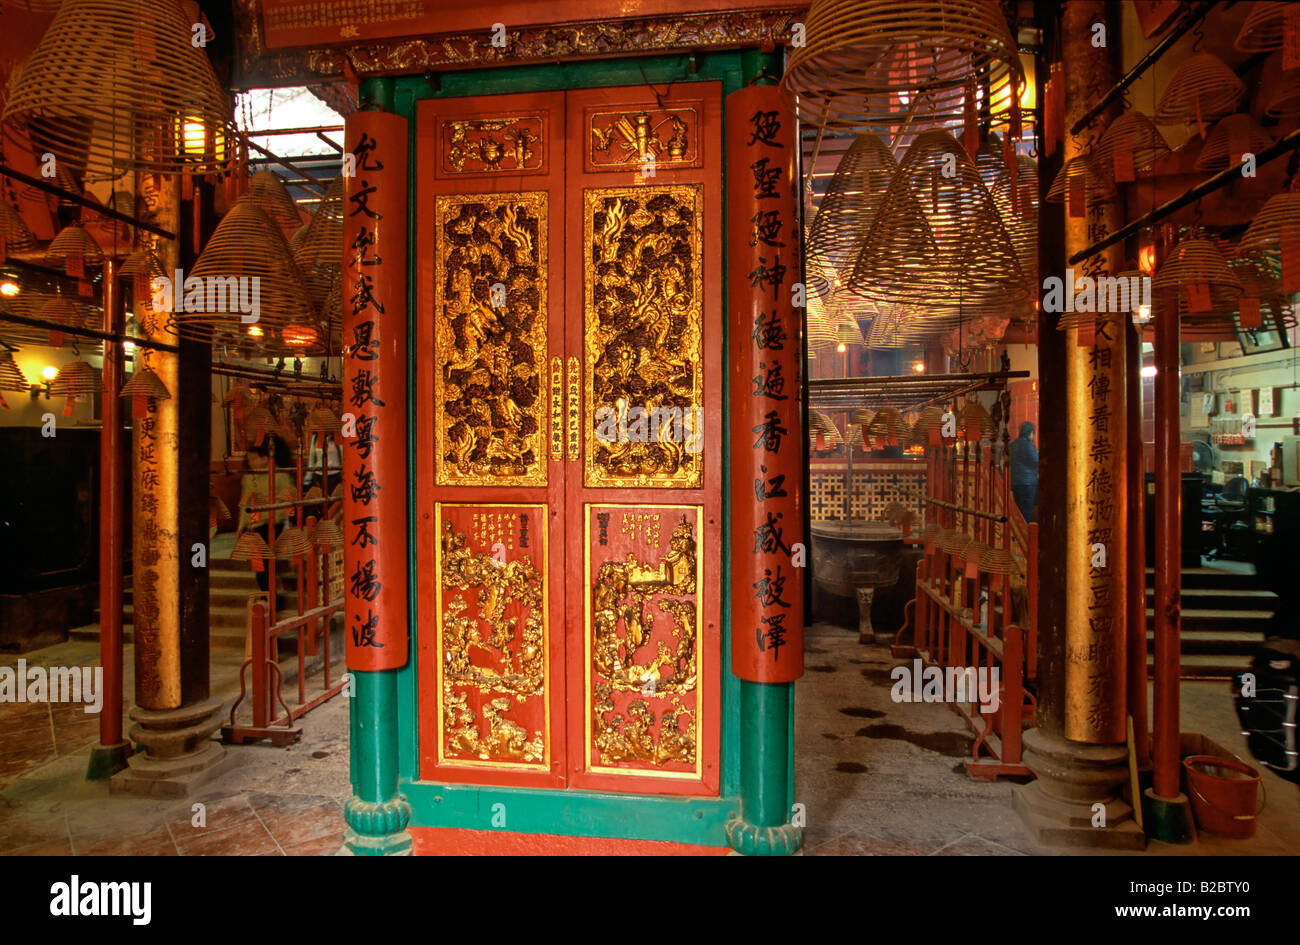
left=118, top=365, right=171, bottom=400
left=1221, top=253, right=1296, bottom=338
left=310, top=518, right=344, bottom=547
left=1194, top=114, right=1274, bottom=173
left=47, top=359, right=99, bottom=396
left=119, top=248, right=167, bottom=299
left=957, top=401, right=996, bottom=441
left=288, top=223, right=309, bottom=255
left=44, top=225, right=105, bottom=270
left=1093, top=110, right=1171, bottom=181
left=276, top=486, right=298, bottom=504
left=849, top=407, right=874, bottom=447
left=273, top=525, right=312, bottom=559
left=865, top=406, right=908, bottom=447
left=2, top=0, right=233, bottom=179
left=808, top=410, right=842, bottom=449
left=186, top=197, right=318, bottom=355
left=1239, top=192, right=1300, bottom=264
left=978, top=545, right=1015, bottom=575
left=939, top=529, right=972, bottom=556
left=806, top=133, right=898, bottom=291
left=305, top=404, right=341, bottom=436
left=294, top=175, right=343, bottom=316
left=910, top=405, right=948, bottom=446
left=1152, top=239, right=1243, bottom=314
left=977, top=138, right=1039, bottom=293
left=302, top=485, right=325, bottom=503
left=781, top=0, right=1021, bottom=131
left=1045, top=155, right=1115, bottom=202
left=243, top=405, right=276, bottom=445
left=247, top=170, right=303, bottom=233
left=1154, top=53, right=1244, bottom=129
left=959, top=539, right=990, bottom=568
left=1234, top=2, right=1292, bottom=52
left=1264, top=51, right=1300, bottom=118
left=0, top=200, right=36, bottom=255
left=849, top=129, right=1027, bottom=317
left=230, top=530, right=272, bottom=562
left=0, top=350, right=29, bottom=390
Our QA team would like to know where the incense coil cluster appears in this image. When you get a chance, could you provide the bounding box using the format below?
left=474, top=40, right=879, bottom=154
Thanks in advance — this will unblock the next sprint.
left=781, top=0, right=1021, bottom=131
left=805, top=133, right=898, bottom=299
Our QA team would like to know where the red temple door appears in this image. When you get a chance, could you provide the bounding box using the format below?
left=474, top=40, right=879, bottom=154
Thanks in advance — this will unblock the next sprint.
left=416, top=83, right=723, bottom=797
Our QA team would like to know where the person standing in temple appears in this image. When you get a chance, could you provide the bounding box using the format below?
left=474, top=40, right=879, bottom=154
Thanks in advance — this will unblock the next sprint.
left=1009, top=420, right=1038, bottom=523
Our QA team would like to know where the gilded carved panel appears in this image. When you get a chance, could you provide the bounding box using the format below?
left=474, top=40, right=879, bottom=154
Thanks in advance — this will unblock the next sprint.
left=435, top=192, right=548, bottom=486
left=583, top=185, right=704, bottom=489
left=441, top=116, right=545, bottom=176
left=585, top=504, right=703, bottom=779
left=436, top=504, right=549, bottom=770
left=587, top=106, right=700, bottom=171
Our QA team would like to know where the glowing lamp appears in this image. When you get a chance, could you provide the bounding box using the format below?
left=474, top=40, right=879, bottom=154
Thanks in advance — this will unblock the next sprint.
left=0, top=279, right=19, bottom=297
left=836, top=342, right=847, bottom=353
left=911, top=361, right=926, bottom=373
left=1141, top=365, right=1157, bottom=378
left=282, top=323, right=319, bottom=348
left=41, top=365, right=58, bottom=381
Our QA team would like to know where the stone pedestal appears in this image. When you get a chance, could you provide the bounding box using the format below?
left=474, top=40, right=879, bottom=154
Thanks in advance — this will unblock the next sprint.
left=109, top=700, right=235, bottom=798
left=1012, top=728, right=1146, bottom=849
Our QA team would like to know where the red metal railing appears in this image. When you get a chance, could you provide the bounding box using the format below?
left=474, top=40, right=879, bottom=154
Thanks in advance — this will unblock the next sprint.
left=894, top=438, right=1038, bottom=780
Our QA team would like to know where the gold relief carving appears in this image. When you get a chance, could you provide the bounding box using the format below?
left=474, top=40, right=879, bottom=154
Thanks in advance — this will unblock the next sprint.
left=437, top=511, right=548, bottom=767
left=549, top=356, right=563, bottom=462
left=584, top=185, right=704, bottom=488
left=435, top=192, right=548, bottom=486
left=235, top=0, right=802, bottom=85
left=587, top=507, right=702, bottom=775
left=442, top=117, right=543, bottom=175
left=589, top=108, right=696, bottom=168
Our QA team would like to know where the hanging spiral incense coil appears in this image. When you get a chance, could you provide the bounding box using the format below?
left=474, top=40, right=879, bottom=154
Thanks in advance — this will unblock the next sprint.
left=910, top=405, right=948, bottom=446
left=1194, top=114, right=1274, bottom=173
left=230, top=530, right=272, bottom=562
left=118, top=247, right=167, bottom=301
left=274, top=525, right=312, bottom=559
left=0, top=200, right=36, bottom=255
left=1045, top=154, right=1116, bottom=203
left=247, top=170, right=304, bottom=234
left=118, top=365, right=170, bottom=400
left=310, top=518, right=344, bottom=547
left=957, top=400, right=996, bottom=441
left=1234, top=1, right=1292, bottom=52
left=977, top=137, right=1039, bottom=293
left=865, top=406, right=908, bottom=447
left=44, top=224, right=105, bottom=271
left=186, top=196, right=319, bottom=356
left=806, top=132, right=898, bottom=290
left=849, top=129, right=1027, bottom=319
left=1152, top=238, right=1243, bottom=312
left=809, top=410, right=842, bottom=449
left=978, top=544, right=1015, bottom=575
left=47, top=359, right=99, bottom=396
left=1154, top=52, right=1244, bottom=131
left=0, top=350, right=28, bottom=391
left=850, top=407, right=874, bottom=448
left=781, top=0, right=1021, bottom=131
left=1092, top=110, right=1171, bottom=182
left=2, top=0, right=234, bottom=180
left=1239, top=192, right=1300, bottom=263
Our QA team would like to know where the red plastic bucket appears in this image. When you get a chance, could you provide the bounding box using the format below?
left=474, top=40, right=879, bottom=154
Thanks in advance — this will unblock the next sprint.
left=1183, top=755, right=1263, bottom=838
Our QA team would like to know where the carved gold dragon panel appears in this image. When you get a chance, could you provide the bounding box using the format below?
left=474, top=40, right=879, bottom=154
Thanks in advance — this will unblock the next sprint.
left=435, top=192, right=548, bottom=486
left=583, top=185, right=704, bottom=489
left=436, top=504, right=550, bottom=770
left=584, top=504, right=703, bottom=778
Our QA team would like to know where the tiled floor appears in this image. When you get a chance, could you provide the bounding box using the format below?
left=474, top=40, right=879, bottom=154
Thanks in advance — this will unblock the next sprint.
left=3, top=623, right=1297, bottom=856
left=0, top=639, right=350, bottom=857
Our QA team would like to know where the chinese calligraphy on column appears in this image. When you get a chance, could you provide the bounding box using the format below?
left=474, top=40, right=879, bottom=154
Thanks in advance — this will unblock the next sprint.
left=343, top=111, right=409, bottom=672
left=727, top=85, right=804, bottom=683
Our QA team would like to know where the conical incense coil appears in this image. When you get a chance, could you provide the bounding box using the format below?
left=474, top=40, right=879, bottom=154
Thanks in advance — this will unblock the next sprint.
left=230, top=530, right=272, bottom=562
left=1194, top=114, right=1273, bottom=173
left=44, top=224, right=104, bottom=272
left=1045, top=155, right=1115, bottom=202
left=310, top=518, right=344, bottom=547
left=1154, top=52, right=1244, bottom=132
left=246, top=170, right=303, bottom=233
left=1152, top=239, right=1242, bottom=314
left=806, top=133, right=899, bottom=289
left=809, top=410, right=842, bottom=449
left=865, top=406, right=907, bottom=447
left=1093, top=110, right=1170, bottom=182
left=118, top=365, right=170, bottom=400
left=1234, top=2, right=1292, bottom=52
left=0, top=351, right=29, bottom=391
left=0, top=200, right=36, bottom=255
left=273, top=525, right=312, bottom=559
left=1, top=0, right=234, bottom=179
left=47, top=359, right=99, bottom=396
left=850, top=407, right=874, bottom=447
left=781, top=0, right=1021, bottom=131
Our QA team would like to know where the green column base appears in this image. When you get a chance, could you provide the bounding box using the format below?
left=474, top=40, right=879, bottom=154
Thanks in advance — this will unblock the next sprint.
left=725, top=815, right=802, bottom=856
left=85, top=741, right=132, bottom=781
left=1142, top=788, right=1196, bottom=844
left=343, top=793, right=413, bottom=856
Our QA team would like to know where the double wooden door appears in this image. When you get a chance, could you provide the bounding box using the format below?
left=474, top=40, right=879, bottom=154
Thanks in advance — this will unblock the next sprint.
left=415, top=83, right=723, bottom=795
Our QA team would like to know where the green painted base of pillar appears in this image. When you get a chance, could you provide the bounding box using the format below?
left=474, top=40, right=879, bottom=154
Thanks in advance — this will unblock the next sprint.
left=341, top=827, right=414, bottom=856
left=1142, top=788, right=1196, bottom=844
left=725, top=815, right=801, bottom=856
left=85, top=741, right=132, bottom=781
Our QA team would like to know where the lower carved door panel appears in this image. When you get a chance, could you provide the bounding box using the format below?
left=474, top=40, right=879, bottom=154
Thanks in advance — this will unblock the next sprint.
left=416, top=83, right=722, bottom=797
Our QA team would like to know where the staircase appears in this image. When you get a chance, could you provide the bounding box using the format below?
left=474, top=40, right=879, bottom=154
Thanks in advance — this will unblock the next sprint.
left=1145, top=563, right=1278, bottom=678
left=71, top=556, right=297, bottom=649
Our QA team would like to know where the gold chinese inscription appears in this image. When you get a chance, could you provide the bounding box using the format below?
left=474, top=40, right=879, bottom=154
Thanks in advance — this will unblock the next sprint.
left=584, top=185, right=704, bottom=488
left=437, top=505, right=548, bottom=768
left=435, top=192, right=547, bottom=486
left=589, top=108, right=697, bottom=169
left=587, top=505, right=703, bottom=777
left=442, top=116, right=544, bottom=175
